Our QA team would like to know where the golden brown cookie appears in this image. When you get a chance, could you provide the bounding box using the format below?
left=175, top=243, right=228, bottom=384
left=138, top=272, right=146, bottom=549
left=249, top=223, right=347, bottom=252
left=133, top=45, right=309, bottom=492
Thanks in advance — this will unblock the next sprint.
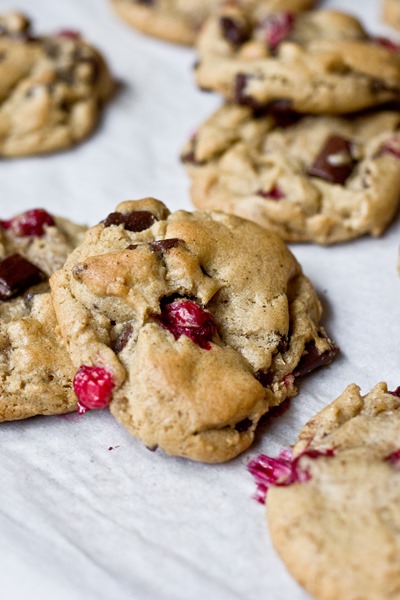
left=195, top=7, right=400, bottom=113
left=383, top=0, right=400, bottom=30
left=50, top=198, right=337, bottom=463
left=182, top=103, right=400, bottom=244
left=249, top=383, right=400, bottom=600
left=0, top=12, right=115, bottom=157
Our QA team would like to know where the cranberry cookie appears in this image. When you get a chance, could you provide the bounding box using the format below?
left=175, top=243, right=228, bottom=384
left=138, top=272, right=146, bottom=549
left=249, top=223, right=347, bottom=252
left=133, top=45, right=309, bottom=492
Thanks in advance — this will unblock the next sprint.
left=0, top=209, right=86, bottom=421
left=195, top=7, right=400, bottom=113
left=384, top=0, right=400, bottom=30
left=250, top=383, right=400, bottom=600
left=0, top=13, right=115, bottom=157
left=50, top=198, right=337, bottom=463
left=182, top=103, right=400, bottom=244
left=111, top=0, right=318, bottom=46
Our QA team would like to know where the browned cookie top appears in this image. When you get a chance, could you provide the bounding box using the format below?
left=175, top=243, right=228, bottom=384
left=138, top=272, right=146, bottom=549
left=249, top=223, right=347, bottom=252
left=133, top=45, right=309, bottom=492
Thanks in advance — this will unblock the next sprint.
left=196, top=7, right=400, bottom=113
left=50, top=198, right=337, bottom=463
left=0, top=12, right=115, bottom=157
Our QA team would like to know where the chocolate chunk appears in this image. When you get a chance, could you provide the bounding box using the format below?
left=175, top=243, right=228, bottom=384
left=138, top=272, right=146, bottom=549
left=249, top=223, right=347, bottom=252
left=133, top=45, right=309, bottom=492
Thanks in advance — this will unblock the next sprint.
left=234, top=73, right=262, bottom=108
left=220, top=16, right=250, bottom=47
left=137, top=0, right=155, bottom=5
left=389, top=386, right=400, bottom=398
left=265, top=99, right=301, bottom=128
left=103, top=211, right=157, bottom=232
left=255, top=370, right=274, bottom=387
left=112, top=325, right=133, bottom=354
left=277, top=334, right=289, bottom=354
left=293, top=340, right=338, bottom=378
left=308, top=135, right=356, bottom=184
left=234, top=418, right=253, bottom=432
left=150, top=238, right=182, bottom=256
left=0, top=254, right=45, bottom=300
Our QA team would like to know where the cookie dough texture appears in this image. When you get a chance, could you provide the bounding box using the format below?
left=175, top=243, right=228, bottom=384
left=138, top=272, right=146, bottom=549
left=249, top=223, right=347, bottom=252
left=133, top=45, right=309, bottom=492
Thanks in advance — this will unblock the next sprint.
left=0, top=12, right=115, bottom=157
left=267, top=382, right=400, bottom=600
left=50, top=198, right=336, bottom=463
left=0, top=214, right=86, bottom=421
left=384, top=0, right=400, bottom=30
left=182, top=104, right=400, bottom=244
left=196, top=8, right=400, bottom=113
left=111, top=0, right=317, bottom=46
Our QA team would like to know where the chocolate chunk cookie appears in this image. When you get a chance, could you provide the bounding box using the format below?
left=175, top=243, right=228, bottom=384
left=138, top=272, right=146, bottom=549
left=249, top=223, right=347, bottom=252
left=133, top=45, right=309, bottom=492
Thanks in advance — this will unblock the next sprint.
left=384, top=0, right=400, bottom=30
left=250, top=383, right=400, bottom=600
left=50, top=198, right=337, bottom=463
left=0, top=12, right=115, bottom=157
left=111, top=0, right=318, bottom=46
left=182, top=103, right=400, bottom=244
left=195, top=7, right=400, bottom=113
left=0, top=209, right=86, bottom=421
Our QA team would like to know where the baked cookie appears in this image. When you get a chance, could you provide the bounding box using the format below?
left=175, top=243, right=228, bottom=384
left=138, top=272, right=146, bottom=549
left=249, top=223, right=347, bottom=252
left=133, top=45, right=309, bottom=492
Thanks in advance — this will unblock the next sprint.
left=384, top=0, right=400, bottom=30
left=50, top=198, right=337, bottom=463
left=182, top=103, right=400, bottom=244
left=0, top=208, right=86, bottom=421
left=0, top=12, right=115, bottom=157
left=249, top=382, right=400, bottom=600
left=110, top=0, right=318, bottom=46
left=195, top=7, right=400, bottom=113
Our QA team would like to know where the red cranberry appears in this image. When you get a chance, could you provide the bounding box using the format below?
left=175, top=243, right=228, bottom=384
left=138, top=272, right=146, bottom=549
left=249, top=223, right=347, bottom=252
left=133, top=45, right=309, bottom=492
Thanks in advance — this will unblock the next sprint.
left=379, top=135, right=400, bottom=159
left=57, top=29, right=81, bottom=40
left=386, top=449, right=400, bottom=466
left=257, top=185, right=285, bottom=200
left=373, top=36, right=400, bottom=53
left=263, top=12, right=294, bottom=50
left=73, top=365, right=115, bottom=414
left=389, top=386, right=400, bottom=398
left=0, top=209, right=55, bottom=237
left=248, top=447, right=334, bottom=503
left=155, top=300, right=217, bottom=350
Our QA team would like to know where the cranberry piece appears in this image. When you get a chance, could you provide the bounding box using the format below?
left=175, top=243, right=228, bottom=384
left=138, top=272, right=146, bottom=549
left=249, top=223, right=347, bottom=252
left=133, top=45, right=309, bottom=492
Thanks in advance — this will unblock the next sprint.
left=373, top=36, right=400, bottom=53
left=0, top=253, right=45, bottom=300
left=389, top=386, right=400, bottom=398
left=57, top=29, right=81, bottom=40
left=308, top=135, right=356, bottom=184
left=294, top=340, right=338, bottom=378
left=73, top=365, right=115, bottom=414
left=257, top=185, right=285, bottom=200
left=248, top=448, right=334, bottom=503
left=103, top=210, right=156, bottom=232
left=220, top=16, right=250, bottom=47
left=378, top=135, right=400, bottom=159
left=386, top=449, right=400, bottom=466
left=263, top=12, right=294, bottom=50
left=0, top=209, right=55, bottom=237
left=155, top=299, right=217, bottom=350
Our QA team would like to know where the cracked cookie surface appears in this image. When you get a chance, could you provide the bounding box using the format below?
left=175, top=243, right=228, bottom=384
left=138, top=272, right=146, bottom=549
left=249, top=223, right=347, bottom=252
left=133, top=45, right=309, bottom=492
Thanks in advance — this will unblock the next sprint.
left=50, top=198, right=336, bottom=463
left=0, top=12, right=115, bottom=157
left=111, top=0, right=317, bottom=46
left=266, top=383, right=400, bottom=600
left=182, top=103, right=400, bottom=244
left=0, top=210, right=86, bottom=421
left=195, top=8, right=400, bottom=113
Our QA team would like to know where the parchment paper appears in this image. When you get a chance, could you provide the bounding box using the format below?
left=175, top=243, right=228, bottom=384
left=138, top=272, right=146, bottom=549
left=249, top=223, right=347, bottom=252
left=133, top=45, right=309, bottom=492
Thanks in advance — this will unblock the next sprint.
left=1, top=1, right=399, bottom=599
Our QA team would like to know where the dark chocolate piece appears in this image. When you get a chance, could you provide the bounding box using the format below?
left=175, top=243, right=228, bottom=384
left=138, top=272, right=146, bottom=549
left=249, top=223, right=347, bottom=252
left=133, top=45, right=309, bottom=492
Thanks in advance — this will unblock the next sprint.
left=103, top=211, right=157, bottom=232
left=293, top=340, right=338, bottom=378
left=0, top=254, right=45, bottom=301
left=220, top=16, right=250, bottom=47
left=308, top=135, right=356, bottom=184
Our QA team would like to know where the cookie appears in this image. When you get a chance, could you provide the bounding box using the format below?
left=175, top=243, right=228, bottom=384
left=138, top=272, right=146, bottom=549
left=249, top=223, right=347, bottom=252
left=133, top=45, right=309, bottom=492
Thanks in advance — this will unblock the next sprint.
left=0, top=12, right=115, bottom=157
left=182, top=103, right=400, bottom=244
left=50, top=197, right=337, bottom=463
left=250, top=383, right=400, bottom=600
left=0, top=208, right=86, bottom=421
left=384, top=0, right=400, bottom=30
left=111, top=0, right=318, bottom=46
left=195, top=7, right=400, bottom=113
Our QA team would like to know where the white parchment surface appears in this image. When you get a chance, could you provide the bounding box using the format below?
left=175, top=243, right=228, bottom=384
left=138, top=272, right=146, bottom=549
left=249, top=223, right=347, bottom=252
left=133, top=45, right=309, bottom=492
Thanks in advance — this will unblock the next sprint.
left=1, top=1, right=399, bottom=599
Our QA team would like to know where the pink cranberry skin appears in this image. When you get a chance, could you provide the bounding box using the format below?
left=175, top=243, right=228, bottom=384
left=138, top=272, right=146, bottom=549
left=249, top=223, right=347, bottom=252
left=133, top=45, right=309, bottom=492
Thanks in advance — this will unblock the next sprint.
left=0, top=209, right=55, bottom=237
left=257, top=185, right=285, bottom=200
left=386, top=449, right=400, bottom=465
left=379, top=135, right=400, bottom=159
left=156, top=300, right=217, bottom=350
left=373, top=36, right=400, bottom=53
left=390, top=386, right=400, bottom=398
left=264, top=12, right=294, bottom=50
left=73, top=365, right=115, bottom=414
left=57, top=29, right=81, bottom=40
left=248, top=447, right=335, bottom=504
